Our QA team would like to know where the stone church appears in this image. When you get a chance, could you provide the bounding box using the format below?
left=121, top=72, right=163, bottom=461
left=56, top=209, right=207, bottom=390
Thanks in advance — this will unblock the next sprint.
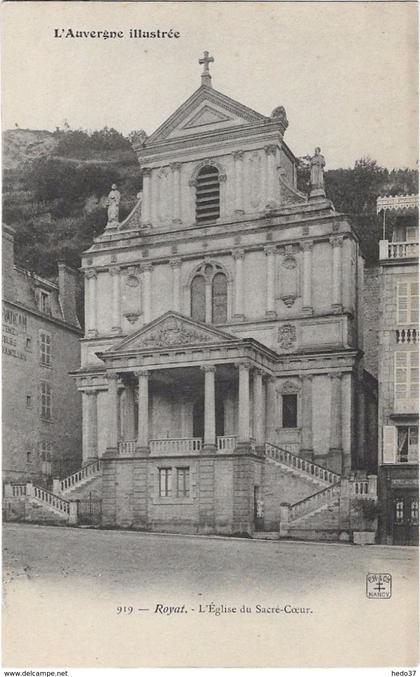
left=68, top=53, right=377, bottom=537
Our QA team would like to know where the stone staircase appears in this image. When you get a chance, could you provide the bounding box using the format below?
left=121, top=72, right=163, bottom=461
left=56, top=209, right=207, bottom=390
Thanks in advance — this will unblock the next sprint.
left=264, top=442, right=378, bottom=541
left=55, top=459, right=103, bottom=499
left=3, top=483, right=77, bottom=524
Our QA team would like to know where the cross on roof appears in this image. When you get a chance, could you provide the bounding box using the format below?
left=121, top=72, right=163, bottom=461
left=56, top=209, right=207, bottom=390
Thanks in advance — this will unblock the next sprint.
left=199, top=51, right=214, bottom=87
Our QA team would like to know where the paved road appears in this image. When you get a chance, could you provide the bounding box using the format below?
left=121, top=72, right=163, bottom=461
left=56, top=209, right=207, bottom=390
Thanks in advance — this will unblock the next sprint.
left=3, top=523, right=419, bottom=668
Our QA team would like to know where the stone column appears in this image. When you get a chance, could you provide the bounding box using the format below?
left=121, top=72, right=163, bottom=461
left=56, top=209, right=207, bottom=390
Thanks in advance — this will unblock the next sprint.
left=170, top=258, right=182, bottom=312
left=264, top=145, right=278, bottom=206
left=85, top=270, right=97, bottom=337
left=106, top=373, right=119, bottom=450
left=266, top=376, right=277, bottom=443
left=124, top=384, right=136, bottom=440
left=233, top=151, right=244, bottom=214
left=142, top=263, right=152, bottom=324
left=141, top=168, right=152, bottom=226
left=253, top=369, right=265, bottom=449
left=264, top=245, right=277, bottom=317
left=232, top=248, right=245, bottom=320
left=170, top=162, right=182, bottom=224
left=330, top=236, right=344, bottom=311
left=237, top=361, right=251, bottom=446
left=136, top=370, right=149, bottom=453
left=202, top=365, right=216, bottom=451
left=110, top=266, right=122, bottom=335
left=329, top=372, right=343, bottom=473
left=301, top=375, right=313, bottom=460
left=302, top=241, right=313, bottom=315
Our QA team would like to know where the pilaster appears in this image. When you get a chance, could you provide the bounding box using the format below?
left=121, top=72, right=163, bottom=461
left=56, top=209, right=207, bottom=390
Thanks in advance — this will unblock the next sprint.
left=301, top=240, right=313, bottom=315
left=232, top=248, right=245, bottom=320
left=264, top=245, right=277, bottom=318
left=330, top=236, right=344, bottom=312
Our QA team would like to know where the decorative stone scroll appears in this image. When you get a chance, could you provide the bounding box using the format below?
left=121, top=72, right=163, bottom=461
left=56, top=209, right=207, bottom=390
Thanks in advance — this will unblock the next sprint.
left=278, top=324, right=297, bottom=350
left=141, top=317, right=211, bottom=348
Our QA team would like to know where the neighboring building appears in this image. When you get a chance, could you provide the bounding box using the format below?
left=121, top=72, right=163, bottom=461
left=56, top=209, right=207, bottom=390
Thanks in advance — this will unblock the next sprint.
left=377, top=194, right=419, bottom=545
left=59, top=53, right=377, bottom=537
left=2, top=225, right=83, bottom=485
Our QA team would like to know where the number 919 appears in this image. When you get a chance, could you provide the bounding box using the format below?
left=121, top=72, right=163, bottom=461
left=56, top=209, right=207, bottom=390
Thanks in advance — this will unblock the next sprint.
left=117, top=606, right=133, bottom=614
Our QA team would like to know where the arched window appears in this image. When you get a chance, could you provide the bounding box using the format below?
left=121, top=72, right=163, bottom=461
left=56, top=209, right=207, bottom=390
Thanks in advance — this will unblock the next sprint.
left=195, top=165, right=220, bottom=224
left=212, top=272, right=228, bottom=323
left=190, top=262, right=228, bottom=324
left=191, top=275, right=206, bottom=322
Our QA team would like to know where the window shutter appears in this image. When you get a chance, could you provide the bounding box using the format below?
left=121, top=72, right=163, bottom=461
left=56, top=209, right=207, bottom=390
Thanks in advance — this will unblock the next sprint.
left=395, top=351, right=408, bottom=401
left=383, top=426, right=397, bottom=463
left=410, top=282, right=419, bottom=324
left=397, top=282, right=408, bottom=324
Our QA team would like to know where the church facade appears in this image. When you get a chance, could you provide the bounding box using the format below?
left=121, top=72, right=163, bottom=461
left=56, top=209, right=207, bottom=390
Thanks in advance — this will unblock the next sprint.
left=72, top=55, right=376, bottom=536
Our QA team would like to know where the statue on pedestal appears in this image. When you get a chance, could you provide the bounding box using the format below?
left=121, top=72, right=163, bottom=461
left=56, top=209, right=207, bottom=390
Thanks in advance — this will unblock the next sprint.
left=309, top=147, right=326, bottom=195
left=107, top=184, right=121, bottom=225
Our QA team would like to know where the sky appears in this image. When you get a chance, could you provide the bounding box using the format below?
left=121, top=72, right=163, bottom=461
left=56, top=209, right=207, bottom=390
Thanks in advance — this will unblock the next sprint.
left=1, top=1, right=418, bottom=170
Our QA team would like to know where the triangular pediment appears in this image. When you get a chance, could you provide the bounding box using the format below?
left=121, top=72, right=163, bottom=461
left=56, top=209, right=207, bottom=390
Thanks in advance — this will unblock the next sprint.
left=147, top=86, right=267, bottom=144
left=105, top=312, right=238, bottom=354
left=182, top=105, right=233, bottom=130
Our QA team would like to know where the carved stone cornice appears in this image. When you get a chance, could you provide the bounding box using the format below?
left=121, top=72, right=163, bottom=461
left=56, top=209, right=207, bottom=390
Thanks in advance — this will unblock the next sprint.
left=264, top=144, right=277, bottom=156
left=109, top=266, right=121, bottom=276
left=219, top=174, right=227, bottom=183
left=141, top=262, right=153, bottom=273
left=330, top=235, right=344, bottom=248
left=201, top=364, right=216, bottom=374
left=301, top=240, right=314, bottom=252
left=142, top=167, right=152, bottom=177
left=170, top=162, right=182, bottom=171
left=264, top=245, right=277, bottom=256
left=235, top=359, right=252, bottom=371
left=107, top=372, right=120, bottom=382
left=232, top=248, right=245, bottom=260
left=233, top=150, right=244, bottom=160
left=169, top=257, right=182, bottom=268
left=134, top=369, right=149, bottom=379
left=85, top=269, right=97, bottom=280
left=328, top=372, right=342, bottom=380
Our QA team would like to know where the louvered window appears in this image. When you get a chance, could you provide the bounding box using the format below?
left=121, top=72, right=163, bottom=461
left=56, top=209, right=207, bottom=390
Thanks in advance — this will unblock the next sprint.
left=195, top=166, right=220, bottom=224
left=397, top=281, right=418, bottom=324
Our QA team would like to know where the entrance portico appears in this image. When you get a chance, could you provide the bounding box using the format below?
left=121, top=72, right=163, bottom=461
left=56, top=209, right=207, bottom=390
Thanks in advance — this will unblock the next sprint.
left=93, top=312, right=275, bottom=459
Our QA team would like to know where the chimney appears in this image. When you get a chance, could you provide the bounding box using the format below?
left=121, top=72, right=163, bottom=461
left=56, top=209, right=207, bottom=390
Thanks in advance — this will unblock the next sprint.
left=57, top=262, right=80, bottom=328
left=2, top=225, right=16, bottom=299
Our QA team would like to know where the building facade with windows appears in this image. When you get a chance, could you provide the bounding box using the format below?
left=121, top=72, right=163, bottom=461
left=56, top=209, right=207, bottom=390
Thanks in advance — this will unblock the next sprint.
left=2, top=225, right=83, bottom=484
left=70, top=55, right=377, bottom=536
left=377, top=194, right=419, bottom=545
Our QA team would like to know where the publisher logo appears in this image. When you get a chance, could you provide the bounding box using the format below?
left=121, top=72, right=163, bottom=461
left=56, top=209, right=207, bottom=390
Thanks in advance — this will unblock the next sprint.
left=366, top=573, right=392, bottom=599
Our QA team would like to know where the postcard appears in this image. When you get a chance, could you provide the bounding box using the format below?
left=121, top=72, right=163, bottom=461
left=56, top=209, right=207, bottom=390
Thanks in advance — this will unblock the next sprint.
left=2, top=0, right=418, bottom=670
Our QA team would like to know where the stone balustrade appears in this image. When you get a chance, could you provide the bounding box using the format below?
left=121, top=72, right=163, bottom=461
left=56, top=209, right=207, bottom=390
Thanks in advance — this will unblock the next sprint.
left=289, top=482, right=341, bottom=521
left=118, top=440, right=137, bottom=455
left=60, top=459, right=102, bottom=491
left=217, top=435, right=237, bottom=452
left=380, top=240, right=419, bottom=261
left=265, top=442, right=340, bottom=484
left=33, top=486, right=70, bottom=515
left=396, top=328, right=418, bottom=344
left=149, top=438, right=202, bottom=455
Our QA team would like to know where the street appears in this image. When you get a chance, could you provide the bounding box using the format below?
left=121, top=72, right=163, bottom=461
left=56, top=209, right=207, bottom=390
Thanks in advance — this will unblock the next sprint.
left=3, top=523, right=419, bottom=668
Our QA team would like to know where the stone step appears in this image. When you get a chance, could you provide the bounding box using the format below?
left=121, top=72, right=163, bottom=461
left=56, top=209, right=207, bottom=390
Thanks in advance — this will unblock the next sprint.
left=254, top=531, right=279, bottom=540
